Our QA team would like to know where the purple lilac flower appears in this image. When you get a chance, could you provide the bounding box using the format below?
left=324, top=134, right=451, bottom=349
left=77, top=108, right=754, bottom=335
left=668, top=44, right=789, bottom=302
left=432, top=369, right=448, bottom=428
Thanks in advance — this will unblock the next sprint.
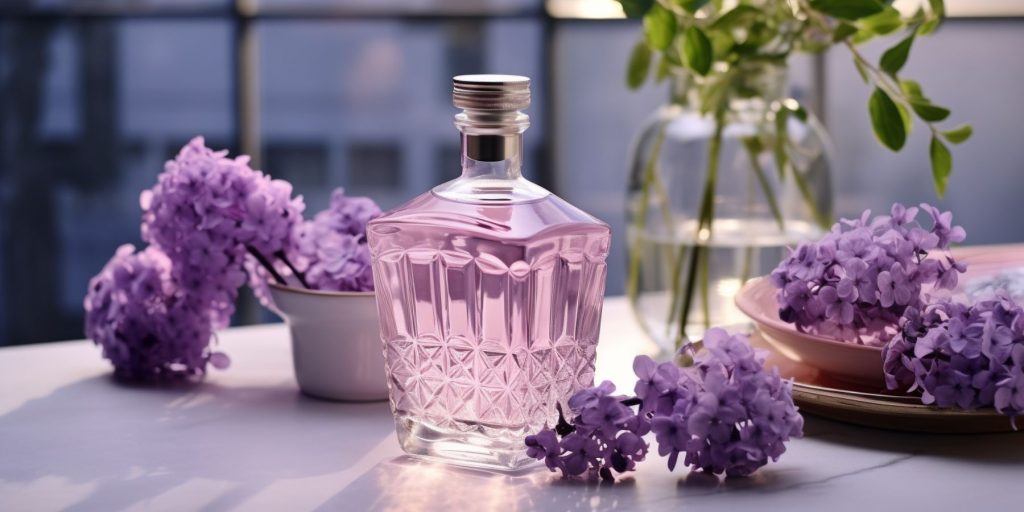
left=84, top=244, right=227, bottom=381
left=141, top=136, right=305, bottom=327
left=883, top=296, right=1024, bottom=426
left=526, top=380, right=650, bottom=480
left=525, top=329, right=802, bottom=479
left=772, top=203, right=966, bottom=345
left=524, top=429, right=561, bottom=471
left=674, top=329, right=803, bottom=476
left=248, top=188, right=379, bottom=307
left=88, top=137, right=316, bottom=380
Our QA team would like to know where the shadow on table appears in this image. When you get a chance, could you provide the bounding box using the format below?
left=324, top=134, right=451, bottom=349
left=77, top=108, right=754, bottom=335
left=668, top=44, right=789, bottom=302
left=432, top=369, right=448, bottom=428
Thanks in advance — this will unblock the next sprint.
left=0, top=374, right=394, bottom=511
left=803, top=415, right=1024, bottom=464
left=317, top=455, right=642, bottom=511
left=317, top=454, right=816, bottom=511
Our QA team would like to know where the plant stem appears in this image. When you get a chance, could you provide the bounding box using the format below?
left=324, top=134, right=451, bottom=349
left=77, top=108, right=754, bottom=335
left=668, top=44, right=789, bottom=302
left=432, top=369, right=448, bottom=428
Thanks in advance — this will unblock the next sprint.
left=676, top=109, right=725, bottom=347
left=677, top=244, right=702, bottom=348
left=274, top=250, right=310, bottom=289
left=246, top=246, right=286, bottom=286
left=620, top=397, right=642, bottom=407
left=741, top=137, right=786, bottom=231
left=740, top=245, right=754, bottom=284
left=627, top=121, right=669, bottom=303
left=554, top=403, right=575, bottom=437
left=665, top=244, right=690, bottom=338
left=699, top=242, right=711, bottom=329
left=787, top=150, right=831, bottom=229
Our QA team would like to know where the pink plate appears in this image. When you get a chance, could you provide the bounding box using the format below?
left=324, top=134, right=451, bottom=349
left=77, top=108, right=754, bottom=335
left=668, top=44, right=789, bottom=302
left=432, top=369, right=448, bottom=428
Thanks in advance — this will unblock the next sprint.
left=735, top=277, right=884, bottom=386
left=735, top=244, right=1024, bottom=387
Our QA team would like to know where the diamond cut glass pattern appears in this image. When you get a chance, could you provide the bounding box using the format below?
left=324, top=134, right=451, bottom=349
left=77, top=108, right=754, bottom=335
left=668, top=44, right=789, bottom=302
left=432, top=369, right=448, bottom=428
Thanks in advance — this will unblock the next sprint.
left=369, top=193, right=610, bottom=470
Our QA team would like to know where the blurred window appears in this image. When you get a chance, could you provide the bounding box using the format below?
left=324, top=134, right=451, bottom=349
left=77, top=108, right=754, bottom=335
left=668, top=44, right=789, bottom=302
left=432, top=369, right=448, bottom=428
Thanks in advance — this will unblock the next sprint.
left=2, top=0, right=1023, bottom=344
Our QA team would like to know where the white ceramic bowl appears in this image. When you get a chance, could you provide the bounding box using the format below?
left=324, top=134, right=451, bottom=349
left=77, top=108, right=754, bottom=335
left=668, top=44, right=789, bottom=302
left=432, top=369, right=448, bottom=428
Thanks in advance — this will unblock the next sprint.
left=268, top=283, right=388, bottom=401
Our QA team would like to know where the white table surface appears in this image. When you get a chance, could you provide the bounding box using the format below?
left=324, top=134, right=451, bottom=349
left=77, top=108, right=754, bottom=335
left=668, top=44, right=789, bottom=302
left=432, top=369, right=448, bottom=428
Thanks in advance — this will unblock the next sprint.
left=1, top=297, right=1022, bottom=511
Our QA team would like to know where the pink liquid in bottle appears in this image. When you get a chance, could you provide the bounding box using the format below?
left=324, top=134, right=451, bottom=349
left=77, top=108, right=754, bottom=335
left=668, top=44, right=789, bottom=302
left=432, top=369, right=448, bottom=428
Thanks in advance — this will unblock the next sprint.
left=367, top=75, right=610, bottom=470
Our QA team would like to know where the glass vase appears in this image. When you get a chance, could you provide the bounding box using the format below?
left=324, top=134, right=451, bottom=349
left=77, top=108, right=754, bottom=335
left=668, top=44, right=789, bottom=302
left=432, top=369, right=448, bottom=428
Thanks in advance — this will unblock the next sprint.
left=626, top=64, right=833, bottom=352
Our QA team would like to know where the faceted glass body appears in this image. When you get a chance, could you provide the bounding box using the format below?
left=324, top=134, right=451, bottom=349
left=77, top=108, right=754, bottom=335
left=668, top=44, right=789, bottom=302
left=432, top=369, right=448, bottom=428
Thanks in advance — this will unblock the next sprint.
left=368, top=189, right=610, bottom=470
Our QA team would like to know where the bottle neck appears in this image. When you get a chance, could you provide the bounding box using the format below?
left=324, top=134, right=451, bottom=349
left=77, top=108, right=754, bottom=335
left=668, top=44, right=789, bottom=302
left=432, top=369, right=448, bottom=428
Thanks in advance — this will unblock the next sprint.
left=433, top=109, right=548, bottom=203
left=456, top=109, right=528, bottom=180
left=461, top=133, right=523, bottom=180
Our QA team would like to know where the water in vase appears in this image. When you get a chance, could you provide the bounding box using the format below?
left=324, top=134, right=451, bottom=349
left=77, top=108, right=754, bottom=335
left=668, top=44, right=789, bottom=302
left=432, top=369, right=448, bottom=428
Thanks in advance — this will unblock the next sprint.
left=630, top=217, right=821, bottom=351
left=367, top=75, right=611, bottom=471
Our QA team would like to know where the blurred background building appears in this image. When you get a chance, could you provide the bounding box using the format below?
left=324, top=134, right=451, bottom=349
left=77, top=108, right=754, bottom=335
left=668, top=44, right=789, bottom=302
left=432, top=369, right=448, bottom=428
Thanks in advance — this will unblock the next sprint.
left=1, top=0, right=1022, bottom=345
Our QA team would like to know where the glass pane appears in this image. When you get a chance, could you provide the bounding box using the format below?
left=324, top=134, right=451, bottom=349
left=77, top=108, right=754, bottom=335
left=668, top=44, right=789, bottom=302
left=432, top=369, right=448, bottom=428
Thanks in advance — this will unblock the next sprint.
left=250, top=0, right=541, bottom=15
left=257, top=18, right=546, bottom=213
left=0, top=18, right=234, bottom=345
left=0, top=1, right=231, bottom=15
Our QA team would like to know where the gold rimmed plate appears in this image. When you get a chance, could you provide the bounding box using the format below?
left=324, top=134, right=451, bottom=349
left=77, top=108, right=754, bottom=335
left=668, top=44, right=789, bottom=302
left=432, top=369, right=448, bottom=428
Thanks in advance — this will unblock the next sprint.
left=750, top=330, right=1018, bottom=434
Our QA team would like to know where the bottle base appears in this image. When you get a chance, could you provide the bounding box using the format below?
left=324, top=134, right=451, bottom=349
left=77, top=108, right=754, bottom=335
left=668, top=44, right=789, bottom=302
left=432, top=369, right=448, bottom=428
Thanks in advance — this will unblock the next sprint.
left=393, top=413, right=541, bottom=472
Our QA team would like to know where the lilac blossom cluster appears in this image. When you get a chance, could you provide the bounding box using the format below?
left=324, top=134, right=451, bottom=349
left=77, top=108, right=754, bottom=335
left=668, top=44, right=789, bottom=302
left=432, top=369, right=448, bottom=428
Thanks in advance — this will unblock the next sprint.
left=248, top=188, right=379, bottom=307
left=87, top=137, right=384, bottom=379
left=525, top=380, right=650, bottom=481
left=141, top=136, right=305, bottom=328
left=87, top=137, right=314, bottom=380
left=771, top=203, right=966, bottom=345
left=525, top=329, right=802, bottom=480
left=84, top=245, right=228, bottom=381
left=289, top=188, right=378, bottom=292
left=883, top=296, right=1024, bottom=425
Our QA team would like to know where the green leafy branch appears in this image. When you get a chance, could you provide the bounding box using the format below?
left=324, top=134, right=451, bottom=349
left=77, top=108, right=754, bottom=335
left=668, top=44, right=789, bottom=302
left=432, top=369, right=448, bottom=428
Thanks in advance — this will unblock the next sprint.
left=619, top=0, right=972, bottom=197
left=801, top=0, right=972, bottom=196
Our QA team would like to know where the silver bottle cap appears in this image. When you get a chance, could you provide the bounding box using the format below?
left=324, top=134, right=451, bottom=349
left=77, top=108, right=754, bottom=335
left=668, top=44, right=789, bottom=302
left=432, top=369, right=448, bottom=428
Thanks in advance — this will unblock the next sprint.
left=453, top=74, right=530, bottom=111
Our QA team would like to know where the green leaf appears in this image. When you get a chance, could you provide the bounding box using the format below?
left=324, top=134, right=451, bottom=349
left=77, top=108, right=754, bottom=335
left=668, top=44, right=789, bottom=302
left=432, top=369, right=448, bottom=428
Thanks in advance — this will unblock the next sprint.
left=897, top=101, right=913, bottom=137
left=880, top=34, right=914, bottom=75
left=708, top=5, right=761, bottom=30
left=868, top=88, right=907, bottom=151
left=679, top=0, right=711, bottom=13
left=929, top=136, right=952, bottom=197
left=919, top=0, right=945, bottom=35
left=793, top=104, right=808, bottom=122
left=709, top=31, right=735, bottom=60
left=899, top=79, right=926, bottom=101
left=851, top=28, right=879, bottom=46
left=643, top=4, right=676, bottom=51
left=654, top=55, right=672, bottom=83
left=860, top=7, right=904, bottom=35
left=910, top=101, right=950, bottom=122
left=918, top=18, right=941, bottom=36
left=627, top=41, right=652, bottom=89
left=663, top=44, right=682, bottom=66
left=681, top=26, right=713, bottom=76
left=616, top=0, right=655, bottom=19
left=809, top=0, right=885, bottom=21
left=782, top=98, right=808, bottom=122
left=832, top=22, right=859, bottom=42
left=942, top=124, right=973, bottom=144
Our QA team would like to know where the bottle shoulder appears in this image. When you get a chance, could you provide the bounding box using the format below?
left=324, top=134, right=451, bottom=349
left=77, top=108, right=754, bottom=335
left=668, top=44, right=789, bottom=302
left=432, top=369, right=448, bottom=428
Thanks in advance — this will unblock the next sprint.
left=368, top=190, right=610, bottom=242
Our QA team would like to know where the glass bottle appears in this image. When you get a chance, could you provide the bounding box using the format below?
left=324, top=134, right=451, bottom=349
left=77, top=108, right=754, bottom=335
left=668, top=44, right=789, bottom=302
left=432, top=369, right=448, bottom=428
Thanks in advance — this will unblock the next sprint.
left=367, top=75, right=611, bottom=470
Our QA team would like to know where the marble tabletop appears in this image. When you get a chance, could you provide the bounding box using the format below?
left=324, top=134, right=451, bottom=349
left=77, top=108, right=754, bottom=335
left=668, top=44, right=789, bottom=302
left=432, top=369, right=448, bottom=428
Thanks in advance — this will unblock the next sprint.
left=1, top=298, right=1022, bottom=511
